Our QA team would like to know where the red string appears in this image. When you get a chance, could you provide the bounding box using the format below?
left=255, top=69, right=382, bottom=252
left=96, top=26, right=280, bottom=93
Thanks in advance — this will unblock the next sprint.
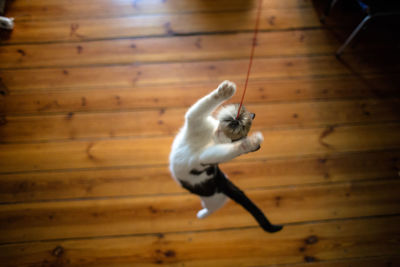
left=236, top=0, right=263, bottom=119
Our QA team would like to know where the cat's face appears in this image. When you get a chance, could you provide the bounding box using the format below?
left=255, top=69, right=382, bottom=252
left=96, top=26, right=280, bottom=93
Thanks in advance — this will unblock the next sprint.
left=217, top=104, right=255, bottom=141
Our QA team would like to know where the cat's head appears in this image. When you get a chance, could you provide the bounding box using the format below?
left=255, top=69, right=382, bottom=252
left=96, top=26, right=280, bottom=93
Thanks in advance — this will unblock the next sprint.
left=217, top=104, right=255, bottom=141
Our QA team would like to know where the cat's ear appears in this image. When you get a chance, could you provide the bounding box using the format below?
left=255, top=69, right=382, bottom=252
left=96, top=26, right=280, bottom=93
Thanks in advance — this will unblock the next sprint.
left=250, top=113, right=256, bottom=120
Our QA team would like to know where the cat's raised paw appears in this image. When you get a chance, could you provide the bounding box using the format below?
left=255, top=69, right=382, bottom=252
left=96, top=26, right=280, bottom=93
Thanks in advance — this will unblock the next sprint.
left=240, top=132, right=264, bottom=153
left=215, top=80, right=236, bottom=100
left=252, top=132, right=264, bottom=143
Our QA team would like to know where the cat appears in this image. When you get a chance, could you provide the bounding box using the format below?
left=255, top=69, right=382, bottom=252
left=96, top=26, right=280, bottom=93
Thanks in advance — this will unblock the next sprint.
left=169, top=80, right=283, bottom=233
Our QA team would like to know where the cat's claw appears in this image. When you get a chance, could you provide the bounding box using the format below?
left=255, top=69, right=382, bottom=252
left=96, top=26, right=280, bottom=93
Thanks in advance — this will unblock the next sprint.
left=215, top=80, right=236, bottom=100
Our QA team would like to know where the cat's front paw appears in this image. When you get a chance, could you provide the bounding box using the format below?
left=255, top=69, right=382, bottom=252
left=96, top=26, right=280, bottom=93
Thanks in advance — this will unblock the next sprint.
left=215, top=80, right=236, bottom=100
left=240, top=132, right=264, bottom=153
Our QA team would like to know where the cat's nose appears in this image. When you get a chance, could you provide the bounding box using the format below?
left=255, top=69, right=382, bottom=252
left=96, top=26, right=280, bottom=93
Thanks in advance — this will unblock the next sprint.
left=229, top=120, right=239, bottom=128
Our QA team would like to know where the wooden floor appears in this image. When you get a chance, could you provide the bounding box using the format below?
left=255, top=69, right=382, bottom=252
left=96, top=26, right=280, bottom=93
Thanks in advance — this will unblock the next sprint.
left=1, top=0, right=400, bottom=266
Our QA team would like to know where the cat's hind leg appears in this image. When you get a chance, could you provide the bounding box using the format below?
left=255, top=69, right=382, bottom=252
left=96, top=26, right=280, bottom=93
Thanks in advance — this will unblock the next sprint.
left=197, top=193, right=228, bottom=219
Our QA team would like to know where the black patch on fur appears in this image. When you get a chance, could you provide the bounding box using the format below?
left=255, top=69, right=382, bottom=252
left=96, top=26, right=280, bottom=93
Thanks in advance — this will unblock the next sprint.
left=189, top=169, right=203, bottom=175
left=179, top=178, right=221, bottom=197
left=179, top=165, right=283, bottom=233
left=190, top=166, right=215, bottom=176
left=214, top=167, right=283, bottom=233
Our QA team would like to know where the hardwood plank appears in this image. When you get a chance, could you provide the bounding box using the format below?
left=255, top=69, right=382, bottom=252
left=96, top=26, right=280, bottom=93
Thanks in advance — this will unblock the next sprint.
left=1, top=98, right=400, bottom=142
left=4, top=75, right=400, bottom=115
left=1, top=108, right=177, bottom=142
left=1, top=7, right=320, bottom=44
left=0, top=217, right=399, bottom=266
left=6, top=0, right=312, bottom=20
left=1, top=123, right=400, bottom=173
left=2, top=55, right=399, bottom=92
left=0, top=150, right=398, bottom=203
left=0, top=94, right=5, bottom=115
left=0, top=179, right=399, bottom=243
left=1, top=0, right=399, bottom=265
left=0, top=30, right=340, bottom=69
left=276, top=256, right=400, bottom=267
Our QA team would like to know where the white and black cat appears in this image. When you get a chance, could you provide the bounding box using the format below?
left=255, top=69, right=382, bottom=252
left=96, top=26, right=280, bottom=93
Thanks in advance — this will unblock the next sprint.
left=169, top=80, right=283, bottom=233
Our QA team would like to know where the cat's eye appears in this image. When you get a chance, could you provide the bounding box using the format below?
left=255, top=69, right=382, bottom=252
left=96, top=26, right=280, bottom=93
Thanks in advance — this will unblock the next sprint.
left=251, top=113, right=256, bottom=119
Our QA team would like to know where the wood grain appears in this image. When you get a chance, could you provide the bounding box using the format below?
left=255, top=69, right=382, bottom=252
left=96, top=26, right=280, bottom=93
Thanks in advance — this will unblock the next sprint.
left=1, top=98, right=400, bottom=142
left=2, top=7, right=320, bottom=44
left=2, top=55, right=399, bottom=92
left=0, top=150, right=398, bottom=203
left=0, top=30, right=340, bottom=69
left=4, top=75, right=400, bottom=115
left=276, top=257, right=400, bottom=267
left=1, top=123, right=400, bottom=173
left=0, top=0, right=400, bottom=267
left=1, top=0, right=400, bottom=265
left=0, top=216, right=399, bottom=266
left=6, top=0, right=312, bottom=20
left=0, top=179, right=399, bottom=243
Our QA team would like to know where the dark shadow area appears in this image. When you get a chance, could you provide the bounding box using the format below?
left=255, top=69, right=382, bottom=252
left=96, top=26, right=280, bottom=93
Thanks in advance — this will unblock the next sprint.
left=313, top=0, right=400, bottom=51
left=311, top=0, right=400, bottom=97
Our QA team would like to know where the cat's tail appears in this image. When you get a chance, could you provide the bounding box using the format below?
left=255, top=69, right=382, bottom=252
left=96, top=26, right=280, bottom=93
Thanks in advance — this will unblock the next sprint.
left=214, top=167, right=283, bottom=233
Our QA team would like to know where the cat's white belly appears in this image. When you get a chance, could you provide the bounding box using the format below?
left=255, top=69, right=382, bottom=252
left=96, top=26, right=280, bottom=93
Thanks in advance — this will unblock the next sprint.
left=169, top=128, right=215, bottom=184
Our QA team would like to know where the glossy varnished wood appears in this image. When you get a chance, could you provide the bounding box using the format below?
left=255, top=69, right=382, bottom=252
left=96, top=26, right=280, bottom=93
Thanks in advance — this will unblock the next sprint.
left=2, top=55, right=399, bottom=92
left=0, top=29, right=341, bottom=69
left=3, top=7, right=321, bottom=44
left=6, top=0, right=313, bottom=20
left=0, top=0, right=399, bottom=266
left=1, top=179, right=400, bottom=243
left=1, top=123, right=400, bottom=173
left=4, top=75, right=399, bottom=115
left=0, top=150, right=398, bottom=203
left=1, top=98, right=400, bottom=142
left=0, top=217, right=399, bottom=266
